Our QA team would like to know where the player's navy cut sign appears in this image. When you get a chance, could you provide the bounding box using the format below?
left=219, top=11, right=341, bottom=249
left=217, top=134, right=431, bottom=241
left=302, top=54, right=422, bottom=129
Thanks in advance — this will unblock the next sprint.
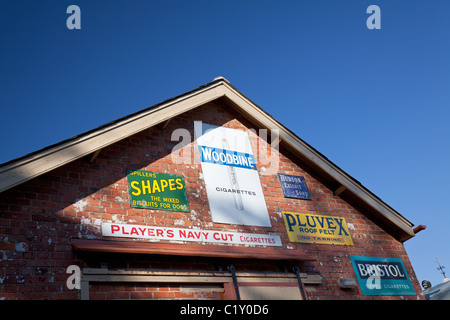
left=277, top=173, right=311, bottom=200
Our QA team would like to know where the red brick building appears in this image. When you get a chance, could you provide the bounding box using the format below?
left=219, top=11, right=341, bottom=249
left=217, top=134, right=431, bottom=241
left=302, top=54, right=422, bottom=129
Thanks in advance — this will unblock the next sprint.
left=0, top=78, right=423, bottom=300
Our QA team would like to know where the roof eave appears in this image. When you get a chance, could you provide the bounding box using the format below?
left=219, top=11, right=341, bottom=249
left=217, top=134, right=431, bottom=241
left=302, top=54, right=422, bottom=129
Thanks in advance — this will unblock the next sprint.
left=0, top=79, right=226, bottom=193
left=217, top=82, right=415, bottom=241
left=0, top=78, right=415, bottom=241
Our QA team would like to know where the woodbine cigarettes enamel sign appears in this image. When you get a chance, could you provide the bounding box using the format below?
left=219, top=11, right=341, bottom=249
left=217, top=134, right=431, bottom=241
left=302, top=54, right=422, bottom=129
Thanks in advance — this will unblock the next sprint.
left=194, top=122, right=271, bottom=227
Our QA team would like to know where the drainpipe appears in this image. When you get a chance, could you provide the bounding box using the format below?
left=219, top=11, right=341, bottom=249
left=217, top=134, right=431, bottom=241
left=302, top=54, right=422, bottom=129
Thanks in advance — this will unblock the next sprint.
left=293, top=265, right=308, bottom=300
left=413, top=225, right=426, bottom=234
left=228, top=264, right=241, bottom=300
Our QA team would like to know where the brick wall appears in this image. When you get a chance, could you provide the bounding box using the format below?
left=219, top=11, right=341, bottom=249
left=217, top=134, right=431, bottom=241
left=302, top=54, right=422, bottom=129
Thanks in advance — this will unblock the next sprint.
left=89, top=282, right=218, bottom=300
left=0, top=101, right=422, bottom=300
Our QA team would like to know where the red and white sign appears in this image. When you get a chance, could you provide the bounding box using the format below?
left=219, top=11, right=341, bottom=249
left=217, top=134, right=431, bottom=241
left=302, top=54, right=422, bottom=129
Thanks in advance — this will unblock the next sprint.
left=102, top=223, right=281, bottom=247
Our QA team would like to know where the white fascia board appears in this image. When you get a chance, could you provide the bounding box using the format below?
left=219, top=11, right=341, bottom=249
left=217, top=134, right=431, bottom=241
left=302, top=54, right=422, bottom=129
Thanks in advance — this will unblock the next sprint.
left=0, top=81, right=226, bottom=193
left=220, top=82, right=414, bottom=239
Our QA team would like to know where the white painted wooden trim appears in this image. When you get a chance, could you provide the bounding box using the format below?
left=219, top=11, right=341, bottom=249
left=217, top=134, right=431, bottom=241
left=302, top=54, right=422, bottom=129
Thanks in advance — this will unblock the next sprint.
left=0, top=82, right=225, bottom=193
left=220, top=82, right=414, bottom=239
left=0, top=79, right=414, bottom=240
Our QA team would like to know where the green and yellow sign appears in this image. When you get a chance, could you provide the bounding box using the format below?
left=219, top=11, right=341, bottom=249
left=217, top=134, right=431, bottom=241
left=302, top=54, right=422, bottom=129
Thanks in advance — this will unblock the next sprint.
left=282, top=211, right=353, bottom=246
left=126, top=169, right=189, bottom=212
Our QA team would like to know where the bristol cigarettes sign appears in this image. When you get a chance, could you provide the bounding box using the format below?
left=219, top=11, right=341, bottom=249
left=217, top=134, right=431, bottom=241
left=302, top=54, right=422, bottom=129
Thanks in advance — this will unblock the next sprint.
left=194, top=122, right=271, bottom=227
left=350, top=256, right=416, bottom=295
left=102, top=223, right=281, bottom=246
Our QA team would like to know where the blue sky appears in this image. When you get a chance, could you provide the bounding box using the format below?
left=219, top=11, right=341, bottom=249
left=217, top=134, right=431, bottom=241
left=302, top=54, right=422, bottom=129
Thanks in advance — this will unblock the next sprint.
left=1, top=1, right=449, bottom=289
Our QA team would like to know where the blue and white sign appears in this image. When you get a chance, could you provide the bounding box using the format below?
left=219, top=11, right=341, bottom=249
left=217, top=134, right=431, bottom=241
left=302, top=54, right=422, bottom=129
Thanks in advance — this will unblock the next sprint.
left=350, top=256, right=416, bottom=296
left=199, top=146, right=256, bottom=170
left=278, top=173, right=311, bottom=200
left=194, top=121, right=271, bottom=227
